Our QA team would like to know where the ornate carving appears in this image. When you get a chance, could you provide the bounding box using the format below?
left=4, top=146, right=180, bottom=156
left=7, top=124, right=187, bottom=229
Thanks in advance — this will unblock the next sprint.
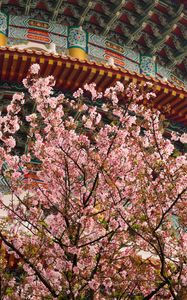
left=140, top=55, right=156, bottom=76
left=143, top=33, right=154, bottom=48
left=178, top=23, right=187, bottom=39
left=157, top=12, right=168, bottom=26
left=172, top=35, right=183, bottom=51
left=0, top=11, right=8, bottom=35
left=117, top=21, right=132, bottom=37
left=151, top=25, right=161, bottom=38
left=68, top=26, right=88, bottom=52
left=0, top=0, right=185, bottom=80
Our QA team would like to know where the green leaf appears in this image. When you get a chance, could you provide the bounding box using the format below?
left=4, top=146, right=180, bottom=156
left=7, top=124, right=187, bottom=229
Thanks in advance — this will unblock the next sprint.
left=5, top=287, right=13, bottom=296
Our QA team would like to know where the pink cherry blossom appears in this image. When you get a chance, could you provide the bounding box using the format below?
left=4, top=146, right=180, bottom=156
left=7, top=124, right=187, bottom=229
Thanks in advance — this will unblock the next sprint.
left=30, top=63, right=40, bottom=74
left=0, top=64, right=186, bottom=300
left=88, top=279, right=100, bottom=290
left=180, top=133, right=187, bottom=144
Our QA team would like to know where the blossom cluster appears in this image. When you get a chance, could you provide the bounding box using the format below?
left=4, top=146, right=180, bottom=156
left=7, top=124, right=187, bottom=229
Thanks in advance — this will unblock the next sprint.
left=0, top=64, right=186, bottom=300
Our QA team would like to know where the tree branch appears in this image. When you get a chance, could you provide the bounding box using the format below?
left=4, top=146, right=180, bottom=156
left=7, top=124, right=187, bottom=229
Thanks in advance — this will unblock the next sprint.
left=0, top=232, right=58, bottom=298
left=142, top=280, right=167, bottom=300
left=154, top=187, right=187, bottom=232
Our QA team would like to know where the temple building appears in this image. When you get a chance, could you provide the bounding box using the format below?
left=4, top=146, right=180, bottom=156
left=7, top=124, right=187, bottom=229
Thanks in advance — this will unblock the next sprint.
left=0, top=0, right=186, bottom=151
left=0, top=1, right=187, bottom=290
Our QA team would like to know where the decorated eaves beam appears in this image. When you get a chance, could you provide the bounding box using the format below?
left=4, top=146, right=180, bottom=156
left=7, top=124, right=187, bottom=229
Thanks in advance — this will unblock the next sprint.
left=168, top=44, right=187, bottom=70
left=184, top=60, right=187, bottom=75
left=25, top=0, right=33, bottom=15
left=172, top=35, right=184, bottom=51
left=164, top=45, right=176, bottom=61
left=134, top=0, right=176, bottom=15
left=158, top=0, right=175, bottom=12
left=126, top=0, right=159, bottom=46
left=52, top=0, right=64, bottom=21
left=79, top=1, right=94, bottom=26
left=150, top=4, right=184, bottom=54
left=178, top=23, right=187, bottom=39
left=102, top=0, right=127, bottom=36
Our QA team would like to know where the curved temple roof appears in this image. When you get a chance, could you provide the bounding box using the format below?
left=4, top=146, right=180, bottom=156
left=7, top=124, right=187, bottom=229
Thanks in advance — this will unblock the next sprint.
left=0, top=46, right=187, bottom=126
left=1, top=0, right=187, bottom=79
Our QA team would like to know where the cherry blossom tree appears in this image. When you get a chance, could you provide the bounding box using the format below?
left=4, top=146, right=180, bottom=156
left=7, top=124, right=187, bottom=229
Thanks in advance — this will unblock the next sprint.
left=0, top=64, right=187, bottom=300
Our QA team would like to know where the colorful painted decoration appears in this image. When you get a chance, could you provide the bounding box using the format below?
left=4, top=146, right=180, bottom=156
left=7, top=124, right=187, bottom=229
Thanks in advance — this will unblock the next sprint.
left=27, top=19, right=49, bottom=30
left=68, top=26, right=88, bottom=52
left=104, top=49, right=125, bottom=67
left=3, top=14, right=187, bottom=89
left=0, top=0, right=186, bottom=82
left=25, top=28, right=51, bottom=44
left=105, top=40, right=124, bottom=54
left=0, top=11, right=8, bottom=36
left=140, top=55, right=156, bottom=77
left=9, top=15, right=67, bottom=47
left=25, top=18, right=51, bottom=44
